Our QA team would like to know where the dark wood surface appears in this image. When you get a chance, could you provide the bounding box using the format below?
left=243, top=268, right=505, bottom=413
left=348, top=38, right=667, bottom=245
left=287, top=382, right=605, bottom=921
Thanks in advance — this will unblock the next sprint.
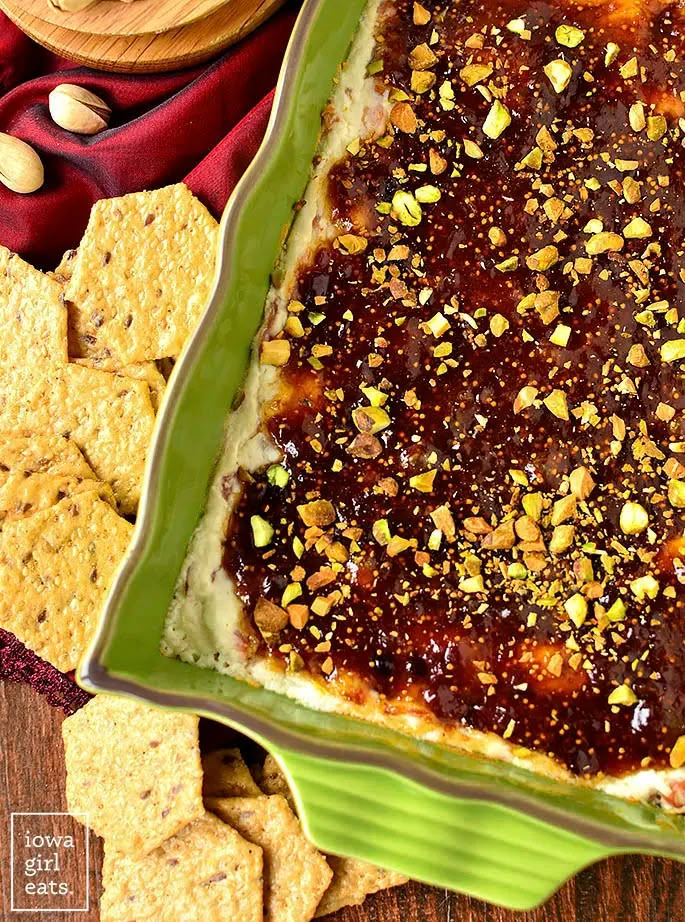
left=1, top=680, right=684, bottom=921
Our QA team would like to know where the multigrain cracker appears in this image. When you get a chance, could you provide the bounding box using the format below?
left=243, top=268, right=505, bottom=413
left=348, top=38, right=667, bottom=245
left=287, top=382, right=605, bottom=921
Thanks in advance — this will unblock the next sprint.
left=100, top=813, right=263, bottom=922
left=0, top=433, right=95, bottom=488
left=5, top=363, right=156, bottom=514
left=256, top=755, right=407, bottom=916
left=63, top=696, right=204, bottom=857
left=65, top=184, right=218, bottom=365
left=49, top=247, right=78, bottom=285
left=258, top=754, right=295, bottom=808
left=202, top=748, right=263, bottom=799
left=73, top=359, right=166, bottom=413
left=207, top=795, right=332, bottom=922
left=0, top=471, right=116, bottom=522
left=0, top=491, right=131, bottom=671
left=0, top=246, right=67, bottom=418
left=314, top=857, right=408, bottom=917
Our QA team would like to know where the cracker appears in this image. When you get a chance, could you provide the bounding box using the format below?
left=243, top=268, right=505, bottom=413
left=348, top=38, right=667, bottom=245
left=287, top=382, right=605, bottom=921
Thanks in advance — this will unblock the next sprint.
left=0, top=470, right=116, bottom=522
left=73, top=359, right=166, bottom=413
left=258, top=754, right=296, bottom=809
left=63, top=695, right=204, bottom=857
left=4, top=363, right=156, bottom=514
left=100, top=812, right=263, bottom=922
left=65, top=184, right=218, bottom=365
left=256, top=755, right=407, bottom=916
left=315, top=857, right=408, bottom=917
left=0, top=491, right=131, bottom=671
left=0, top=246, right=67, bottom=419
left=202, top=748, right=263, bottom=799
left=0, top=433, right=95, bottom=488
left=208, top=795, right=333, bottom=922
left=49, top=247, right=78, bottom=285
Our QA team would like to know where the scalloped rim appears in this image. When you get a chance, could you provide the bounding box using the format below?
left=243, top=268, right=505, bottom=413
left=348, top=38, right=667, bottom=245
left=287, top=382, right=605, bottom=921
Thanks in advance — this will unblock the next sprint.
left=80, top=0, right=685, bottom=869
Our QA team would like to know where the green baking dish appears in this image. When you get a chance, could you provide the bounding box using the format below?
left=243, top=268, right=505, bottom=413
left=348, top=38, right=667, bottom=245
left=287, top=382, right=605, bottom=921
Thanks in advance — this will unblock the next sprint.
left=79, top=0, right=685, bottom=909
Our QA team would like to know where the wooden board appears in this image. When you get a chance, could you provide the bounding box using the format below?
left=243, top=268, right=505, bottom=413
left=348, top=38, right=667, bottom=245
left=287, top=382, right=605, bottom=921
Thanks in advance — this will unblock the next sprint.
left=0, top=0, right=285, bottom=72
left=13, top=0, right=227, bottom=38
left=1, top=680, right=684, bottom=922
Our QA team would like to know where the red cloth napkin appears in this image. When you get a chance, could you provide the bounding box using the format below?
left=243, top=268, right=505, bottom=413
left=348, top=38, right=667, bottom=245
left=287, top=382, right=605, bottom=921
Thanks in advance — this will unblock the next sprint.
left=0, top=4, right=299, bottom=710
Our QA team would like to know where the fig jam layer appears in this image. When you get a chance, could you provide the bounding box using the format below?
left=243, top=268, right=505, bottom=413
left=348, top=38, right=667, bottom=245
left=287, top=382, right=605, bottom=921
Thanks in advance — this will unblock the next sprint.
left=223, top=0, right=685, bottom=777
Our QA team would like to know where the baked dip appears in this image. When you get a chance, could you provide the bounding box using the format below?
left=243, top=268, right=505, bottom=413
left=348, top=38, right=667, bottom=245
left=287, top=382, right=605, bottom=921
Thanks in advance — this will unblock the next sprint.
left=164, top=0, right=685, bottom=807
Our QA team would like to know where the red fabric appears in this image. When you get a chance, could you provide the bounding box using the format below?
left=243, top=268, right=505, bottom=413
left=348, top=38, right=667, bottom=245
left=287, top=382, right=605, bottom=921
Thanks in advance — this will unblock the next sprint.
left=0, top=5, right=299, bottom=709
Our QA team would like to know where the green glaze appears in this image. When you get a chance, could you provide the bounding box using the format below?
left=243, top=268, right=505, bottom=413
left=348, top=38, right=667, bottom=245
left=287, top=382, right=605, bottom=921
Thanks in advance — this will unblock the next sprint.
left=79, top=0, right=685, bottom=908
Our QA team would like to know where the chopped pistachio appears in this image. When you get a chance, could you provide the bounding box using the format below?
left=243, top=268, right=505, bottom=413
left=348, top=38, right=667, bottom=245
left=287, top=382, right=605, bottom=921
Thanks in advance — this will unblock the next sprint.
left=668, top=479, right=685, bottom=508
left=266, top=464, right=289, bottom=488
left=522, top=492, right=543, bottom=521
left=360, top=385, right=388, bottom=407
left=670, top=736, right=685, bottom=769
left=605, top=42, right=620, bottom=66
left=543, top=388, right=569, bottom=420
left=550, top=524, right=575, bottom=554
left=585, top=232, right=624, bottom=255
left=488, top=226, right=507, bottom=247
left=544, top=59, right=573, bottom=94
left=619, top=56, right=639, bottom=79
left=372, top=518, right=392, bottom=546
left=282, top=583, right=303, bottom=607
left=426, top=312, right=450, bottom=337
left=569, top=466, right=595, bottom=500
left=608, top=683, right=637, bottom=706
left=646, top=115, right=667, bottom=141
left=409, top=469, right=437, bottom=492
left=606, top=598, right=627, bottom=622
left=630, top=574, right=659, bottom=601
left=352, top=405, right=391, bottom=434
left=337, top=233, right=368, bottom=254
left=526, top=245, right=559, bottom=271
left=660, top=339, right=685, bottom=363
left=626, top=343, right=650, bottom=367
left=464, top=138, right=484, bottom=159
left=619, top=501, right=649, bottom=535
left=298, top=499, right=336, bottom=527
left=549, top=323, right=571, bottom=347
left=413, top=1, right=431, bottom=25
left=623, top=217, right=652, bottom=239
left=415, top=184, right=441, bottom=203
left=408, top=42, right=438, bottom=70
left=555, top=24, right=585, bottom=48
left=260, top=339, right=291, bottom=366
left=565, top=593, right=588, bottom=627
left=482, top=100, right=511, bottom=139
left=628, top=102, right=646, bottom=132
left=508, top=562, right=528, bottom=579
left=411, top=70, right=436, bottom=94
left=495, top=255, right=519, bottom=272
left=513, top=385, right=538, bottom=413
left=391, top=189, right=422, bottom=226
left=489, top=313, right=510, bottom=337
left=459, top=63, right=493, bottom=86
left=517, top=147, right=543, bottom=170
left=459, top=575, right=485, bottom=593
left=250, top=515, right=274, bottom=548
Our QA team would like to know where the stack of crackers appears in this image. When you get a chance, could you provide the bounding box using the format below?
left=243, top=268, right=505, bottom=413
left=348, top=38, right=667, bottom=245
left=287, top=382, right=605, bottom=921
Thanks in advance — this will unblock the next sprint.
left=62, top=695, right=407, bottom=920
left=0, top=183, right=218, bottom=673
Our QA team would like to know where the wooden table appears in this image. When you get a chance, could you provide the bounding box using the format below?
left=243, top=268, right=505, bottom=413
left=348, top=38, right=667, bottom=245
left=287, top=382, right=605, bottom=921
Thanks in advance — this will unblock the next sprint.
left=1, top=680, right=683, bottom=922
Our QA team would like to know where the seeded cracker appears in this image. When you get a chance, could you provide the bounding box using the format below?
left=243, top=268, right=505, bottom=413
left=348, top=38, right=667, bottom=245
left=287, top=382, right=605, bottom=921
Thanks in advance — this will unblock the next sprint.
left=65, top=184, right=218, bottom=365
left=7, top=363, right=156, bottom=514
left=0, top=246, right=67, bottom=417
left=314, top=858, right=408, bottom=917
left=0, top=433, right=96, bottom=489
left=63, top=695, right=204, bottom=857
left=100, top=813, right=263, bottom=922
left=202, top=748, right=263, bottom=798
left=0, top=491, right=131, bottom=671
left=49, top=247, right=78, bottom=285
left=0, top=471, right=116, bottom=522
left=73, top=358, right=166, bottom=412
left=207, top=795, right=333, bottom=922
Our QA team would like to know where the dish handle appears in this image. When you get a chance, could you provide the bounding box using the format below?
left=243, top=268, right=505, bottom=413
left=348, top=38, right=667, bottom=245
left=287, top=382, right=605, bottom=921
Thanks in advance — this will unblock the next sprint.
left=270, top=745, right=615, bottom=911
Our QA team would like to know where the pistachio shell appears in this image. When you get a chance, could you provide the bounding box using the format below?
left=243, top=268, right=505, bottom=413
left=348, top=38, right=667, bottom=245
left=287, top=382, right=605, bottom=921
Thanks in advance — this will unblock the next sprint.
left=48, top=84, right=111, bottom=136
left=0, top=133, right=44, bottom=194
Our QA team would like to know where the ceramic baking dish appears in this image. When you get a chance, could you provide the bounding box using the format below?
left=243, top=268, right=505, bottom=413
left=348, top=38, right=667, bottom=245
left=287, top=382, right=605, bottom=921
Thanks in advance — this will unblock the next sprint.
left=80, top=0, right=685, bottom=908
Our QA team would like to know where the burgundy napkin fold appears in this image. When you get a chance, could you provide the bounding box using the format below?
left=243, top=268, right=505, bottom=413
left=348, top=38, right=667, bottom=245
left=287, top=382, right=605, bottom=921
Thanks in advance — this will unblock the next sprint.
left=0, top=4, right=299, bottom=710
